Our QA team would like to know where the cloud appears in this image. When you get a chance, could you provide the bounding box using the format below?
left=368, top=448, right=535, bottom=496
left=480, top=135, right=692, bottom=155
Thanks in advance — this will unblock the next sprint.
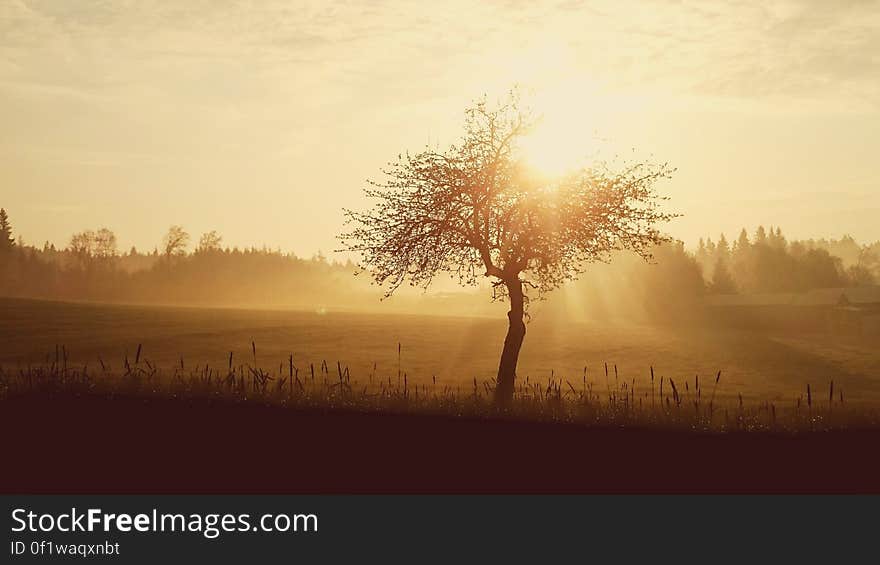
left=4, top=1, right=874, bottom=109
left=2, top=1, right=879, bottom=250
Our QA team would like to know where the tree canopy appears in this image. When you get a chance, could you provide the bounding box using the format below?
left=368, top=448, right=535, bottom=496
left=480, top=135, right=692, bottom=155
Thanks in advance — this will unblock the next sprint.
left=340, top=93, right=676, bottom=306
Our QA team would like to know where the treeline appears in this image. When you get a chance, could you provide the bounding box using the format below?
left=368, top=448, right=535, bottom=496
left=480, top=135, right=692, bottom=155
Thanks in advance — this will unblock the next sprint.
left=1, top=209, right=878, bottom=318
left=696, top=226, right=878, bottom=294
left=0, top=211, right=368, bottom=309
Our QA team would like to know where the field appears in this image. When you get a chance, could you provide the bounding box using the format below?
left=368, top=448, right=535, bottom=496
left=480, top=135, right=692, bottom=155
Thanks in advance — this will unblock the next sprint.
left=3, top=297, right=880, bottom=493
left=2, top=297, right=880, bottom=405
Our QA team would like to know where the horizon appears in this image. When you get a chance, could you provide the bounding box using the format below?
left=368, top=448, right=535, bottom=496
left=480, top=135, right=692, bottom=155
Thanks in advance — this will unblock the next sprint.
left=4, top=208, right=879, bottom=257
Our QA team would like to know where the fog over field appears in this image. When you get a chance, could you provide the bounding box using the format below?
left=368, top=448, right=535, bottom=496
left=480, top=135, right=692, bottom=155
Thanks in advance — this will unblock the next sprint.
left=3, top=297, right=878, bottom=406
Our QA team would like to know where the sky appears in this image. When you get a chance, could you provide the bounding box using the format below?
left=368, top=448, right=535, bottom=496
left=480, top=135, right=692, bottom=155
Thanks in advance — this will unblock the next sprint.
left=2, top=0, right=879, bottom=256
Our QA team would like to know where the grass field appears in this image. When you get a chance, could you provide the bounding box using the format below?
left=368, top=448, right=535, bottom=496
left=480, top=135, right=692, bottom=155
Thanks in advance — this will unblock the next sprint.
left=2, top=296, right=879, bottom=406
left=4, top=296, right=880, bottom=493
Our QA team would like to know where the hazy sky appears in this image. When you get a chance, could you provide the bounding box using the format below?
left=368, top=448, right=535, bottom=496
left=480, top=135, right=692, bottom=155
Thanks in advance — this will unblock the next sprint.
left=2, top=0, right=879, bottom=256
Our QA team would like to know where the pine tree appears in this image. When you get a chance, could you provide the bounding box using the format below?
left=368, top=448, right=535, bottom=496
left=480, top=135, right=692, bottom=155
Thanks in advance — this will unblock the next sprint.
left=735, top=228, right=750, bottom=252
left=773, top=226, right=786, bottom=249
left=0, top=208, right=14, bottom=251
left=710, top=257, right=738, bottom=294
left=696, top=238, right=707, bottom=265
left=705, top=237, right=716, bottom=256
left=766, top=225, right=786, bottom=249
left=717, top=233, right=731, bottom=261
left=754, top=225, right=767, bottom=245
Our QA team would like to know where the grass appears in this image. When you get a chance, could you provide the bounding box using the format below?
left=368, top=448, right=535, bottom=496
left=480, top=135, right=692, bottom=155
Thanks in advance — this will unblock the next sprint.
left=2, top=296, right=880, bottom=431
left=3, top=297, right=880, bottom=404
left=3, top=340, right=878, bottom=433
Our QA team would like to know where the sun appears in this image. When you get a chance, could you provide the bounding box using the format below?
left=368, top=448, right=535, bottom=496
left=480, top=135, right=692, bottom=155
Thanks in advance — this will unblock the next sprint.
left=484, top=40, right=647, bottom=179
left=519, top=120, right=593, bottom=179
left=481, top=40, right=605, bottom=178
left=514, top=82, right=607, bottom=179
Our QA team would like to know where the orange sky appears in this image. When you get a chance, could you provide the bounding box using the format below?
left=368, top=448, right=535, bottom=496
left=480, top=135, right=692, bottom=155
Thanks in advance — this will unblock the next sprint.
left=2, top=1, right=879, bottom=256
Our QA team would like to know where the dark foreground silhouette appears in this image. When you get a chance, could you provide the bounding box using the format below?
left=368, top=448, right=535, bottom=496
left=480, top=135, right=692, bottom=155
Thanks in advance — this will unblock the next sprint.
left=3, top=392, right=879, bottom=494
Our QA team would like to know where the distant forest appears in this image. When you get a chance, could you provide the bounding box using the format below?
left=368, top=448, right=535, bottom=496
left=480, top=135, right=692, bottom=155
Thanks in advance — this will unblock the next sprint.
left=0, top=208, right=877, bottom=319
left=0, top=209, right=367, bottom=310
left=695, top=226, right=878, bottom=294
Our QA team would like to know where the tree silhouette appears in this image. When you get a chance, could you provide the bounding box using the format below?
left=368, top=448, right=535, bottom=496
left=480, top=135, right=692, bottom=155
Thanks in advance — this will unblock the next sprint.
left=197, top=230, right=223, bottom=253
left=0, top=208, right=14, bottom=252
left=69, top=230, right=96, bottom=266
left=94, top=228, right=118, bottom=259
left=340, top=94, right=677, bottom=404
left=710, top=257, right=738, bottom=294
left=162, top=225, right=190, bottom=258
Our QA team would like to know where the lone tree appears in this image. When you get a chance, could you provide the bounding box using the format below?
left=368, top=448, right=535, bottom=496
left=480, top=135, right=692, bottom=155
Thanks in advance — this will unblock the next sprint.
left=339, top=94, right=676, bottom=405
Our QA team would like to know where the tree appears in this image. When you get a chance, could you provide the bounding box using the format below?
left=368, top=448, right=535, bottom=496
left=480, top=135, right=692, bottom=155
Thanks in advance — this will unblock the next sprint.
left=162, top=225, right=190, bottom=258
left=846, top=264, right=875, bottom=286
left=710, top=257, right=738, bottom=294
left=93, top=228, right=118, bottom=259
left=857, top=244, right=879, bottom=278
left=735, top=228, right=750, bottom=253
left=716, top=233, right=730, bottom=262
left=197, top=230, right=223, bottom=253
left=798, top=248, right=845, bottom=290
left=340, top=94, right=676, bottom=404
left=69, top=230, right=96, bottom=264
left=754, top=225, right=767, bottom=245
left=705, top=237, right=716, bottom=257
left=768, top=226, right=787, bottom=249
left=0, top=208, right=14, bottom=252
left=641, top=240, right=705, bottom=319
left=696, top=237, right=707, bottom=260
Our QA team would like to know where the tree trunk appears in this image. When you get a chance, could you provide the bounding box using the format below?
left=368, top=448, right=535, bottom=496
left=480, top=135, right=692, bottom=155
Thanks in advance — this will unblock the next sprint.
left=495, top=277, right=526, bottom=406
